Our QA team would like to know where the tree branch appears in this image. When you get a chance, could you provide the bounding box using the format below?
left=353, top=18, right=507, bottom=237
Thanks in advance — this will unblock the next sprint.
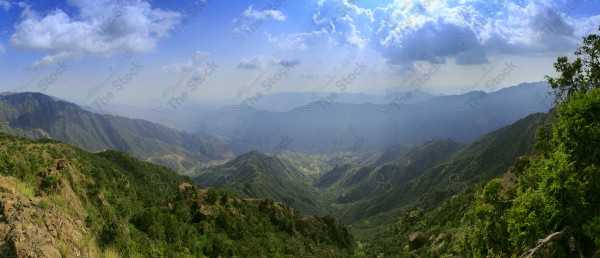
left=592, top=248, right=600, bottom=258
left=520, top=227, right=570, bottom=258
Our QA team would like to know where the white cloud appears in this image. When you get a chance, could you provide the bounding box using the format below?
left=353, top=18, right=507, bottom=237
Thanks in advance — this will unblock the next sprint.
left=31, top=51, right=77, bottom=67
left=9, top=0, right=181, bottom=67
left=368, top=0, right=585, bottom=66
left=230, top=5, right=286, bottom=36
left=265, top=30, right=326, bottom=50
left=264, top=0, right=371, bottom=50
left=0, top=43, right=5, bottom=54
left=334, top=16, right=370, bottom=48
left=572, top=15, right=600, bottom=39
left=0, top=0, right=11, bottom=11
left=269, top=0, right=587, bottom=68
left=239, top=5, right=285, bottom=22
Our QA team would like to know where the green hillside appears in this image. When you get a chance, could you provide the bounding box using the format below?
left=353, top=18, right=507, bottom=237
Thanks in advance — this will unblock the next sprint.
left=365, top=29, right=600, bottom=257
left=194, top=151, right=328, bottom=215
left=0, top=92, right=233, bottom=172
left=192, top=112, right=546, bottom=240
left=0, top=133, right=355, bottom=257
left=316, top=113, right=546, bottom=239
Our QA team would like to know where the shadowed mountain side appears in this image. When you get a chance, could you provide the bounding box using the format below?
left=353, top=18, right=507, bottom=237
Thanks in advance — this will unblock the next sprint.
left=0, top=92, right=234, bottom=172
left=334, top=113, right=546, bottom=226
left=194, top=151, right=328, bottom=215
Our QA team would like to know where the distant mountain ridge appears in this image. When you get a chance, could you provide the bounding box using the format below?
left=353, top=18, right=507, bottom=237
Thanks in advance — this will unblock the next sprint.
left=0, top=92, right=233, bottom=172
left=194, top=112, right=546, bottom=237
left=325, top=112, right=546, bottom=230
left=193, top=82, right=552, bottom=153
left=248, top=91, right=436, bottom=112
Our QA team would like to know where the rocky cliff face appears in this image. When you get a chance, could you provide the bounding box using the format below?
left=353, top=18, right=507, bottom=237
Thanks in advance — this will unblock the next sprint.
left=0, top=176, right=98, bottom=258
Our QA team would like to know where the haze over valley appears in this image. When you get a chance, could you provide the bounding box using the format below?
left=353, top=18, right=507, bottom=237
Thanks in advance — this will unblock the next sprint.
left=0, top=0, right=600, bottom=257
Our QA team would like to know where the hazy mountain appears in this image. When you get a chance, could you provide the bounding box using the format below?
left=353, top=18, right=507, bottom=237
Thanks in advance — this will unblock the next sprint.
left=329, top=112, right=546, bottom=227
left=0, top=86, right=568, bottom=256
left=80, top=99, right=223, bottom=130
left=354, top=144, right=412, bottom=167
left=194, top=150, right=327, bottom=214
left=324, top=139, right=464, bottom=205
left=191, top=82, right=552, bottom=153
left=246, top=91, right=435, bottom=112
left=191, top=112, right=545, bottom=236
left=366, top=88, right=600, bottom=257
left=0, top=92, right=233, bottom=172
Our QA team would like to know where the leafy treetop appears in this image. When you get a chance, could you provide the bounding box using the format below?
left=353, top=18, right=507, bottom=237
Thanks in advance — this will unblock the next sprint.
left=546, top=26, right=600, bottom=103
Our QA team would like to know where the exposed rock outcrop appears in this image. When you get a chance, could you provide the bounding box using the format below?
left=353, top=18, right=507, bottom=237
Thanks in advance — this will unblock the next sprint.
left=408, top=231, right=426, bottom=251
left=0, top=177, right=98, bottom=258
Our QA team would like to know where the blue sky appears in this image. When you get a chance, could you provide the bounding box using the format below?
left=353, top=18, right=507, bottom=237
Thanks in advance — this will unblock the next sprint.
left=0, top=0, right=599, bottom=108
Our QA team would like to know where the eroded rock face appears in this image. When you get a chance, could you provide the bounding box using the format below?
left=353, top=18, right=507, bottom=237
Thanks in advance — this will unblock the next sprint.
left=408, top=231, right=426, bottom=251
left=0, top=177, right=97, bottom=258
left=36, top=159, right=68, bottom=196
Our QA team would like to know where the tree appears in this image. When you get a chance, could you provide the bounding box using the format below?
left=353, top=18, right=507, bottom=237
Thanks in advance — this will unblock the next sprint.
left=553, top=88, right=600, bottom=166
left=462, top=27, right=600, bottom=257
left=546, top=26, right=600, bottom=102
left=206, top=190, right=218, bottom=204
left=510, top=26, right=600, bottom=256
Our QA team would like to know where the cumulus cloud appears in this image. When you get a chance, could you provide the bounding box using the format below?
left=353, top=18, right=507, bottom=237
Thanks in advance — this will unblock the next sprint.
left=239, top=5, right=285, bottom=21
left=0, top=0, right=11, bottom=11
left=371, top=0, right=582, bottom=66
left=502, top=1, right=577, bottom=52
left=268, top=0, right=588, bottom=69
left=376, top=17, right=489, bottom=65
left=31, top=51, right=75, bottom=67
left=9, top=0, right=181, bottom=67
left=263, top=0, right=374, bottom=50
left=574, top=15, right=600, bottom=38
left=265, top=30, right=326, bottom=50
left=266, top=0, right=372, bottom=50
left=230, top=5, right=286, bottom=36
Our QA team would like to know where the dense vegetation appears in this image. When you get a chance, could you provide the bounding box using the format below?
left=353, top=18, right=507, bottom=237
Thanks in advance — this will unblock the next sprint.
left=1, top=24, right=597, bottom=258
left=366, top=27, right=600, bottom=257
left=0, top=133, right=355, bottom=257
left=194, top=111, right=546, bottom=243
left=320, top=112, right=544, bottom=236
left=194, top=151, right=328, bottom=215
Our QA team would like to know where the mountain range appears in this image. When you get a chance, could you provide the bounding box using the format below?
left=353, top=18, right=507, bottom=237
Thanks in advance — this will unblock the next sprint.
left=0, top=83, right=562, bottom=256
left=191, top=82, right=552, bottom=153
left=194, top=150, right=327, bottom=214
left=194, top=112, right=546, bottom=238
left=0, top=92, right=233, bottom=172
left=0, top=132, right=355, bottom=257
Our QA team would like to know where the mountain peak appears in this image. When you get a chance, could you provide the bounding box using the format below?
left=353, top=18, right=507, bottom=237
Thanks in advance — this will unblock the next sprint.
left=0, top=91, right=81, bottom=111
left=232, top=150, right=270, bottom=164
left=0, top=92, right=232, bottom=172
